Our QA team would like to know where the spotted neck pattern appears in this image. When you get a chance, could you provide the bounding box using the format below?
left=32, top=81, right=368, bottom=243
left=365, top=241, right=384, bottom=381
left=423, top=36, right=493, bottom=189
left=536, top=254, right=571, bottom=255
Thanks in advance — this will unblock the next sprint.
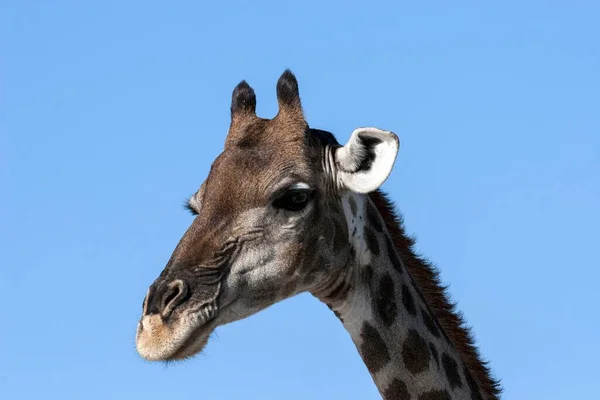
left=315, top=192, right=489, bottom=400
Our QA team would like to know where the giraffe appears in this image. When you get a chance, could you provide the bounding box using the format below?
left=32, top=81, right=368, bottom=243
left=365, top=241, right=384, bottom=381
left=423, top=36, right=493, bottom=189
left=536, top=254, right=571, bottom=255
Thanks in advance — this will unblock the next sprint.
left=135, top=70, right=501, bottom=400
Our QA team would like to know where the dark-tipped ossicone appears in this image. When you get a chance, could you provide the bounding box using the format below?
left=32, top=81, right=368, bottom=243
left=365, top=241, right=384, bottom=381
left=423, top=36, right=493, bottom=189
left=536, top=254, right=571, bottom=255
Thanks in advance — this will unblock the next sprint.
left=230, top=80, right=257, bottom=118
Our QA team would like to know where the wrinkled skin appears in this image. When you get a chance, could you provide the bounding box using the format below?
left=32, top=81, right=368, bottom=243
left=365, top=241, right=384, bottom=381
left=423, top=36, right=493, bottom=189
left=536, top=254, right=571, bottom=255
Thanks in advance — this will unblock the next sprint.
left=135, top=70, right=398, bottom=362
left=136, top=75, right=349, bottom=361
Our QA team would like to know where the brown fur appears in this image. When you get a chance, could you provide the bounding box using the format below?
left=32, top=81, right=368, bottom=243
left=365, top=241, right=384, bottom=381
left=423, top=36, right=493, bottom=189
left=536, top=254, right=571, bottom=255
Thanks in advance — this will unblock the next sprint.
left=369, top=190, right=502, bottom=399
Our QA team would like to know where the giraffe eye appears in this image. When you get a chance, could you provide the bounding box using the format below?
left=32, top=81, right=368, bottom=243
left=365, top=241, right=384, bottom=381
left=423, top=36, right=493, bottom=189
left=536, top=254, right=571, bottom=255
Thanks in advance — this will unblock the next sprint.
left=273, top=189, right=312, bottom=212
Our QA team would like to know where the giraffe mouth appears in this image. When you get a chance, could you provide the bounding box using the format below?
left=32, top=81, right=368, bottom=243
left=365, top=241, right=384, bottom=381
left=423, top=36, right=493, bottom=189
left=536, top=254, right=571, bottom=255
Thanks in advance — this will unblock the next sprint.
left=136, top=303, right=220, bottom=361
left=167, top=314, right=218, bottom=361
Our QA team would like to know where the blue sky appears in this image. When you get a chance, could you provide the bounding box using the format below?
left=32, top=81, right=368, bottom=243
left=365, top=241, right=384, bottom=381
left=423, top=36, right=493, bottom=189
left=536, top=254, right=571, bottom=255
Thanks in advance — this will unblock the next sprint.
left=1, top=1, right=599, bottom=399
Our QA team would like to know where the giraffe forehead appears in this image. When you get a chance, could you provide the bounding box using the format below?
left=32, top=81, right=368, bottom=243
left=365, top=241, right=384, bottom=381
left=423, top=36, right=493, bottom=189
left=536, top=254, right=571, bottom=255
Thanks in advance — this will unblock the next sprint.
left=201, top=146, right=312, bottom=210
left=226, top=113, right=308, bottom=148
left=214, top=118, right=334, bottom=198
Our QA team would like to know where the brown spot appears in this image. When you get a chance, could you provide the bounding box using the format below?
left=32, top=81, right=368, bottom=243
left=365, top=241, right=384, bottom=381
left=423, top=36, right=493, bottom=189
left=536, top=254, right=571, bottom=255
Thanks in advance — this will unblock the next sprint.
left=429, top=342, right=440, bottom=367
left=375, top=274, right=397, bottom=327
left=418, top=389, right=451, bottom=400
left=421, top=308, right=440, bottom=338
left=402, top=284, right=417, bottom=316
left=439, top=323, right=452, bottom=344
left=401, top=329, right=429, bottom=374
left=411, top=279, right=427, bottom=304
left=367, top=201, right=384, bottom=232
left=369, top=190, right=502, bottom=399
left=442, top=352, right=462, bottom=390
left=359, top=322, right=390, bottom=374
left=363, top=226, right=380, bottom=256
left=382, top=378, right=410, bottom=400
left=385, top=236, right=403, bottom=274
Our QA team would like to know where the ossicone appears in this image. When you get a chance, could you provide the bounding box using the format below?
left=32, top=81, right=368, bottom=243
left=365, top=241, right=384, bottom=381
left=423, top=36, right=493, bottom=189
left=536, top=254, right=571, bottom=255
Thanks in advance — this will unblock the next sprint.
left=276, top=69, right=303, bottom=115
left=230, top=80, right=256, bottom=118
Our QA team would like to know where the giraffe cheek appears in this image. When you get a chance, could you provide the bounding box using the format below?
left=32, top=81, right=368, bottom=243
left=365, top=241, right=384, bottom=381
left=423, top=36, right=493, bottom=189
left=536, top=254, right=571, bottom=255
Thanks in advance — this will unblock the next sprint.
left=280, top=241, right=304, bottom=277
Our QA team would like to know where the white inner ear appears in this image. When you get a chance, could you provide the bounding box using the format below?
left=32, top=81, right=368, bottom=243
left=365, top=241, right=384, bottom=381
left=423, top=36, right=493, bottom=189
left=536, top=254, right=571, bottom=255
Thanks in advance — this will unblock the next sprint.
left=335, top=127, right=399, bottom=193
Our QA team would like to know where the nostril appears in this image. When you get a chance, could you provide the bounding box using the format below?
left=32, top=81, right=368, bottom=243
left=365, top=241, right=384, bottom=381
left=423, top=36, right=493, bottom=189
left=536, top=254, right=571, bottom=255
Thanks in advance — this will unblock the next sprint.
left=162, top=286, right=180, bottom=309
left=161, top=280, right=189, bottom=315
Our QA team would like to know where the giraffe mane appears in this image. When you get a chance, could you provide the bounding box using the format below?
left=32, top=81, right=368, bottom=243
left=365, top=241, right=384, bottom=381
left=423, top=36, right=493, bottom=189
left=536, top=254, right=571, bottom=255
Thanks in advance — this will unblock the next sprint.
left=369, top=190, right=502, bottom=399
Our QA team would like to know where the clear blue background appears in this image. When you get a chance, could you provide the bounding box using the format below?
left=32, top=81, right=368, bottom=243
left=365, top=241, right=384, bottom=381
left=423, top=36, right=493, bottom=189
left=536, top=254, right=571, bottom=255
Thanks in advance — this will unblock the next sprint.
left=2, top=1, right=599, bottom=399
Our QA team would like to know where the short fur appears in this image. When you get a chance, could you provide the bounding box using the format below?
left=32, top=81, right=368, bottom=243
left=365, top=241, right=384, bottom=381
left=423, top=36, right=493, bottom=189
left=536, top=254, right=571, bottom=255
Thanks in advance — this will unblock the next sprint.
left=369, top=190, right=502, bottom=399
left=137, top=69, right=501, bottom=399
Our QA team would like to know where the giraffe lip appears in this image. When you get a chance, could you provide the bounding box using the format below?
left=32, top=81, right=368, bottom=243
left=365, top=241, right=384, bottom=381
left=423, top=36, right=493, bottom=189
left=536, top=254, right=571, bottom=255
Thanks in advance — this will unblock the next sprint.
left=168, top=322, right=213, bottom=360
left=136, top=301, right=222, bottom=362
left=166, top=305, right=221, bottom=360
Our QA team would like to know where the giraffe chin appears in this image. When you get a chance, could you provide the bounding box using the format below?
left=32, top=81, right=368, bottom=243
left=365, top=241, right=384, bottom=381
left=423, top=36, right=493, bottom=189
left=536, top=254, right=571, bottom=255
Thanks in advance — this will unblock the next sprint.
left=135, top=310, right=218, bottom=362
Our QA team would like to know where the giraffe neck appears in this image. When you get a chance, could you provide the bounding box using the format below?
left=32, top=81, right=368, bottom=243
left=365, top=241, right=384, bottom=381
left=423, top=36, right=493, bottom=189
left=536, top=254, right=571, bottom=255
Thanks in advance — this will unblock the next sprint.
left=314, top=193, right=482, bottom=400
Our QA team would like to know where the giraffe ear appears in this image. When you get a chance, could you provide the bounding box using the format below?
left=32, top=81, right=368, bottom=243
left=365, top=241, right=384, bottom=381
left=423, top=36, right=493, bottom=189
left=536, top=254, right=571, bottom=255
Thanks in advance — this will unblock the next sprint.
left=333, top=127, right=399, bottom=193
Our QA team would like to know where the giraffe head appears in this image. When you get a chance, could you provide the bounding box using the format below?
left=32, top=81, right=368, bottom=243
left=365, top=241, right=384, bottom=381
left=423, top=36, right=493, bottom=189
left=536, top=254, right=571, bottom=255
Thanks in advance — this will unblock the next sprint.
left=135, top=70, right=399, bottom=361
